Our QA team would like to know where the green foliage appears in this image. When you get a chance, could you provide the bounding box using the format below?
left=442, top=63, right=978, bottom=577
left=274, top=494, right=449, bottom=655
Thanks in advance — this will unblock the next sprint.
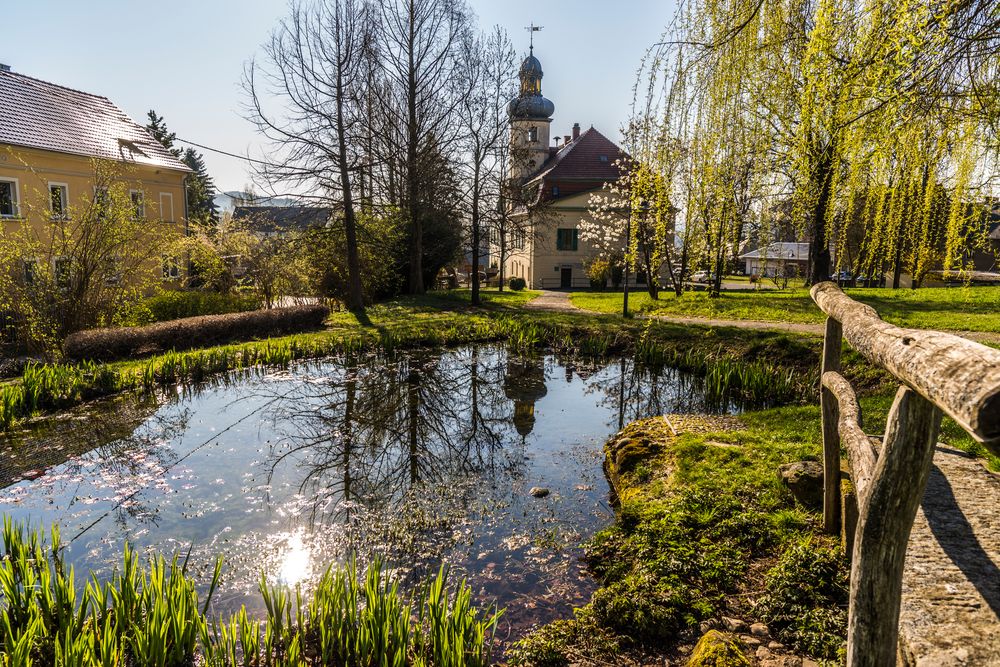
left=584, top=258, right=611, bottom=290
left=0, top=519, right=500, bottom=666
left=508, top=277, right=526, bottom=291
left=136, top=291, right=263, bottom=323
left=754, top=539, right=849, bottom=660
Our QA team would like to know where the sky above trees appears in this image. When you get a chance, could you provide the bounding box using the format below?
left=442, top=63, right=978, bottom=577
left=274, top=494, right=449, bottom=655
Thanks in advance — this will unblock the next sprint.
left=2, top=0, right=672, bottom=192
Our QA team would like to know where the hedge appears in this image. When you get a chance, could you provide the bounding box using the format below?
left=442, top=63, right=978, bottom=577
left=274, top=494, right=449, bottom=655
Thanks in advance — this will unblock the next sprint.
left=141, top=291, right=262, bottom=323
left=64, top=305, right=330, bottom=362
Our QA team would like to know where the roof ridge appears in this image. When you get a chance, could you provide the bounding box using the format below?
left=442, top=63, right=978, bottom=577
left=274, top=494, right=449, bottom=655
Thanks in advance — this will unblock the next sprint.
left=0, top=69, right=112, bottom=103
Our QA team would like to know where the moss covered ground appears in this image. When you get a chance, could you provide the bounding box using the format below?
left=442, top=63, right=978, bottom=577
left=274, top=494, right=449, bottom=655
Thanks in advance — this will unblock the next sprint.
left=509, top=392, right=988, bottom=666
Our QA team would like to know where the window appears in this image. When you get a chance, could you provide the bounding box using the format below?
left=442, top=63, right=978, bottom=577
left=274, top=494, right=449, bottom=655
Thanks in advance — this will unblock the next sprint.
left=0, top=178, right=18, bottom=217
left=598, top=155, right=609, bottom=163
left=130, top=190, right=145, bottom=219
left=527, top=126, right=538, bottom=143
left=93, top=186, right=110, bottom=217
left=551, top=185, right=560, bottom=197
left=53, top=257, right=71, bottom=290
left=556, top=228, right=578, bottom=251
left=49, top=183, right=68, bottom=219
left=159, top=192, right=174, bottom=222
left=22, top=259, right=38, bottom=286
left=162, top=256, right=181, bottom=280
left=512, top=229, right=526, bottom=250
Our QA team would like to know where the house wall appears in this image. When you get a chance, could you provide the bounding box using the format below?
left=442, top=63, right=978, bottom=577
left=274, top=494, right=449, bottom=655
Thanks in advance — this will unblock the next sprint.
left=0, top=145, right=188, bottom=284
left=496, top=191, right=670, bottom=290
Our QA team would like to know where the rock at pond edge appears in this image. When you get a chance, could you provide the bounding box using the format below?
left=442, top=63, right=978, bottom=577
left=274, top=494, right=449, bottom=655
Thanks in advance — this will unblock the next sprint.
left=529, top=487, right=550, bottom=498
left=687, top=629, right=751, bottom=667
left=778, top=461, right=824, bottom=509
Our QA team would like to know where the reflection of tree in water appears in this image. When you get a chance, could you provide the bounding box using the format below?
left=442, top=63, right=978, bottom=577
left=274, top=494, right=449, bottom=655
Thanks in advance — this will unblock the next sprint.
left=557, top=354, right=733, bottom=429
left=0, top=398, right=191, bottom=531
left=255, top=347, right=553, bottom=574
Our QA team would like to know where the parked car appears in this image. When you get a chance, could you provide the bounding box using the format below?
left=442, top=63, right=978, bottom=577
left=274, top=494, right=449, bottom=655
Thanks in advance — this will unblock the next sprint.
left=691, top=270, right=713, bottom=283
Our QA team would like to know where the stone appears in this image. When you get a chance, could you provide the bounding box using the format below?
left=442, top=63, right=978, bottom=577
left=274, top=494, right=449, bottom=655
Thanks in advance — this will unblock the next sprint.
left=778, top=461, right=824, bottom=508
left=750, top=622, right=768, bottom=637
left=740, top=635, right=761, bottom=647
left=767, top=641, right=784, bottom=650
left=686, top=630, right=750, bottom=666
left=721, top=616, right=747, bottom=633
left=528, top=487, right=550, bottom=498
left=801, top=659, right=820, bottom=667
left=755, top=646, right=771, bottom=660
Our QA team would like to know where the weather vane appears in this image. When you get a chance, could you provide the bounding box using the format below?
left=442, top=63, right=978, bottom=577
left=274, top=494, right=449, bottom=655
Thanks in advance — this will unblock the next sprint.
left=525, top=23, right=543, bottom=52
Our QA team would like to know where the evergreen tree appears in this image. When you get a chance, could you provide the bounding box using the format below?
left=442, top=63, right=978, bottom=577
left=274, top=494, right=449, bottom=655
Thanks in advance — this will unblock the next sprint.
left=182, top=147, right=219, bottom=226
left=145, top=110, right=181, bottom=158
left=145, top=110, right=218, bottom=226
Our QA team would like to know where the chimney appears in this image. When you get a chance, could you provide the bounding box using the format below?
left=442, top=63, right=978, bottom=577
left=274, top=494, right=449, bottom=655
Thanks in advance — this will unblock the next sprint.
left=0, top=64, right=10, bottom=73
left=572, top=123, right=580, bottom=140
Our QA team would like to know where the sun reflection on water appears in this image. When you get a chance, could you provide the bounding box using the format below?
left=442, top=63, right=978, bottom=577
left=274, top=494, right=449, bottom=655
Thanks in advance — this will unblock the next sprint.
left=277, top=530, right=312, bottom=586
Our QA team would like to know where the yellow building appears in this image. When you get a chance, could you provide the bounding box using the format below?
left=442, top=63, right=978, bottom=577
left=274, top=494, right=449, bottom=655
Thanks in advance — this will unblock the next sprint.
left=0, top=65, right=191, bottom=282
left=501, top=48, right=639, bottom=290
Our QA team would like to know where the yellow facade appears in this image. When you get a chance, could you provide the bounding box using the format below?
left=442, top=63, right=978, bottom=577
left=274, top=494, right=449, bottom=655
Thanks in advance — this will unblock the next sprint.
left=0, top=145, right=188, bottom=282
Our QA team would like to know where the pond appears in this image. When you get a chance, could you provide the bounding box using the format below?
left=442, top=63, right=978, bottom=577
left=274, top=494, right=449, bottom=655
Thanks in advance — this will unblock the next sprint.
left=0, top=346, right=738, bottom=643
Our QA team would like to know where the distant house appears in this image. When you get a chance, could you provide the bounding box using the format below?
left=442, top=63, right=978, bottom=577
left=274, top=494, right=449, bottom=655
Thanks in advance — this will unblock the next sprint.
left=739, top=242, right=810, bottom=278
left=232, top=206, right=332, bottom=238
left=0, top=65, right=191, bottom=282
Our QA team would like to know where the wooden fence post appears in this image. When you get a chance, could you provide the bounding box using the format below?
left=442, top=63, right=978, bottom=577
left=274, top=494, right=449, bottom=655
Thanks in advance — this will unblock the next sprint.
left=846, top=386, right=942, bottom=666
left=821, top=317, right=843, bottom=534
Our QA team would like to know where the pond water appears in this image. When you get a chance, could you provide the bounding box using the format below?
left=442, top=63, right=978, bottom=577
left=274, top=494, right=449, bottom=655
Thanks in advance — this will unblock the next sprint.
left=0, top=346, right=736, bottom=642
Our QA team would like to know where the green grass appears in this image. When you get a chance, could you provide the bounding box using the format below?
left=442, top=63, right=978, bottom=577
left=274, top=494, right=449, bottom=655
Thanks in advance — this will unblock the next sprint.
left=0, top=519, right=500, bottom=667
left=571, top=286, right=1000, bottom=333
left=0, top=291, right=828, bottom=432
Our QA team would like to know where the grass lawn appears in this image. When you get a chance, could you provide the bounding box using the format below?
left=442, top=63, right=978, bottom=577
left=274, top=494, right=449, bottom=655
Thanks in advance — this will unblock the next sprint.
left=571, top=286, right=1000, bottom=333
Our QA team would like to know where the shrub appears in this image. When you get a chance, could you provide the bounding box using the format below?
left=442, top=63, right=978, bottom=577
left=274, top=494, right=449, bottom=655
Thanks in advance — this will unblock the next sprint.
left=585, top=258, right=610, bottom=290
left=754, top=538, right=848, bottom=660
left=64, top=305, right=329, bottom=362
left=140, top=291, right=262, bottom=323
left=508, top=277, right=527, bottom=291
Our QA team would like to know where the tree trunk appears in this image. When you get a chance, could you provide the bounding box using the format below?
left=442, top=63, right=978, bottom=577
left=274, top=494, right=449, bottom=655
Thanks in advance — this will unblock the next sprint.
left=335, top=62, right=364, bottom=311
left=406, top=0, right=424, bottom=294
left=471, top=160, right=481, bottom=306
left=809, top=148, right=835, bottom=285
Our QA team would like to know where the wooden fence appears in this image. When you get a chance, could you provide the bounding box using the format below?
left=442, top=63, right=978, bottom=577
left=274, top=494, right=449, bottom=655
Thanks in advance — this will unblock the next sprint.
left=811, top=282, right=1000, bottom=666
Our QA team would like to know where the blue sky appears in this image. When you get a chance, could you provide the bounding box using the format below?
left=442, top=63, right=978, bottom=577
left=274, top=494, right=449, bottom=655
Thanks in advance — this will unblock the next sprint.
left=3, top=0, right=674, bottom=192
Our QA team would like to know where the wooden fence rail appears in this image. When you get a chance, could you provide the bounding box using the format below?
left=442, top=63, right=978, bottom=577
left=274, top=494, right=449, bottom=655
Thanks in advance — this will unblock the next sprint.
left=810, top=282, right=1000, bottom=666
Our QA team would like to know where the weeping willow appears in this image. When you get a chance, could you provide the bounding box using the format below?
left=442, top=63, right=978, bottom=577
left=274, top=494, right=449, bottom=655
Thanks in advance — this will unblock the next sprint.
left=633, top=0, right=1000, bottom=288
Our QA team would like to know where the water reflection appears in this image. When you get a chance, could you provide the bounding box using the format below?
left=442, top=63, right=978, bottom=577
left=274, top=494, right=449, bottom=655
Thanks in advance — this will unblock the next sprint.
left=0, top=346, right=736, bottom=641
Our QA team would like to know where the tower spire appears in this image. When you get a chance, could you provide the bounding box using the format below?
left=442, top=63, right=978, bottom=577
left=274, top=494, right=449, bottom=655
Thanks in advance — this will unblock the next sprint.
left=525, top=23, right=542, bottom=53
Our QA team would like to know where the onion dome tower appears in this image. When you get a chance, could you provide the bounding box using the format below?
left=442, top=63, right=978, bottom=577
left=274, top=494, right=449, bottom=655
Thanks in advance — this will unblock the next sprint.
left=508, top=41, right=555, bottom=180
left=503, top=356, right=548, bottom=437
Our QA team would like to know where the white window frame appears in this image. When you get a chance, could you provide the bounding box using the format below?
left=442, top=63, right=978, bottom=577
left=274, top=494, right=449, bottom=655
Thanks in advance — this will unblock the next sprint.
left=129, top=189, right=145, bottom=219
left=159, top=192, right=174, bottom=222
left=48, top=182, right=69, bottom=220
left=0, top=177, right=20, bottom=218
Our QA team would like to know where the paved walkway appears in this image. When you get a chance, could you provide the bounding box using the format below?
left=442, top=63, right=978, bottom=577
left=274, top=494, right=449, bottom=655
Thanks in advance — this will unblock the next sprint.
left=900, top=446, right=1000, bottom=664
left=524, top=290, right=582, bottom=313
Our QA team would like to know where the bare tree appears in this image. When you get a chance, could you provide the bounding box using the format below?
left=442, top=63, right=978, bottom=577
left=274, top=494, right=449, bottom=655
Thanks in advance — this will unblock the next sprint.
left=375, top=0, right=471, bottom=294
left=245, top=0, right=368, bottom=310
left=456, top=27, right=517, bottom=304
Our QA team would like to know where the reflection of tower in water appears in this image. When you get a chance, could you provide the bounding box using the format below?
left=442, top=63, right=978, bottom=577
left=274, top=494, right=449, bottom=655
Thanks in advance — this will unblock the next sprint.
left=503, top=356, right=548, bottom=436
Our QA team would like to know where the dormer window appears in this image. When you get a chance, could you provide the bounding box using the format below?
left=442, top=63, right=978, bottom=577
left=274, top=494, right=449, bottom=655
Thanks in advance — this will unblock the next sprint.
left=528, top=127, right=538, bottom=143
left=599, top=155, right=609, bottom=163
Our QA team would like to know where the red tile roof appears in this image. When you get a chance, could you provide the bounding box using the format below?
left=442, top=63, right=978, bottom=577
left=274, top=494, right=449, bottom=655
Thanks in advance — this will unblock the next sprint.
left=526, top=127, right=624, bottom=185
left=0, top=69, right=190, bottom=172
